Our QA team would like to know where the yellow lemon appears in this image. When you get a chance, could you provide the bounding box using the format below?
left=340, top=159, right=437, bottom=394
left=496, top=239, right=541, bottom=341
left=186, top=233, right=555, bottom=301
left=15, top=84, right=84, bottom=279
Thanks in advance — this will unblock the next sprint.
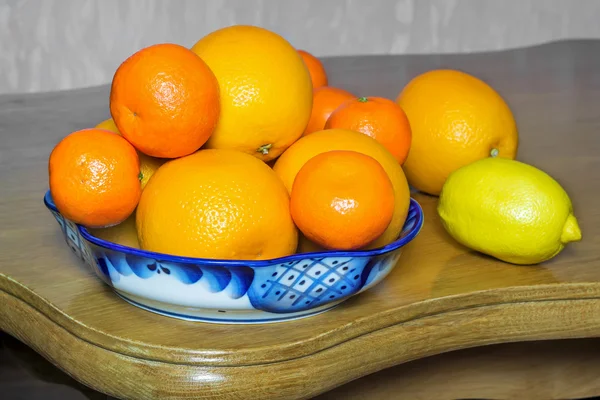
left=438, top=157, right=581, bottom=265
left=95, top=118, right=165, bottom=188
left=95, top=117, right=119, bottom=133
left=88, top=212, right=140, bottom=249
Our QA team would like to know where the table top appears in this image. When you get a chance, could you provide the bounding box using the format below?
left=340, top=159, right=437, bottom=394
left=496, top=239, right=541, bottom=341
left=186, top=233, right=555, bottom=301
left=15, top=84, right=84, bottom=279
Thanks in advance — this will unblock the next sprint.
left=1, top=39, right=600, bottom=400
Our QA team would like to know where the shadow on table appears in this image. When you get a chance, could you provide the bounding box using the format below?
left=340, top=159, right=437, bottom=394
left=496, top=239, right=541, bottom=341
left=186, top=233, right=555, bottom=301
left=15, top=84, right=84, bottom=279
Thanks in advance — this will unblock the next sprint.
left=0, top=332, right=106, bottom=400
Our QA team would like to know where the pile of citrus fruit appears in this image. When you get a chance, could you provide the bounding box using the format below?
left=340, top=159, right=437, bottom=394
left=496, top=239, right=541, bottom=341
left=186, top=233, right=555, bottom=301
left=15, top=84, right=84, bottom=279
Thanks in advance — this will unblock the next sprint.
left=48, top=24, right=581, bottom=265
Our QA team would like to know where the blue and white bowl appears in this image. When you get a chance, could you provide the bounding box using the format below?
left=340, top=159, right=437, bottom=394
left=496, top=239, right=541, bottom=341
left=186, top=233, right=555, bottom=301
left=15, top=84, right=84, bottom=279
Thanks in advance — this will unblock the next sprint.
left=44, top=190, right=423, bottom=324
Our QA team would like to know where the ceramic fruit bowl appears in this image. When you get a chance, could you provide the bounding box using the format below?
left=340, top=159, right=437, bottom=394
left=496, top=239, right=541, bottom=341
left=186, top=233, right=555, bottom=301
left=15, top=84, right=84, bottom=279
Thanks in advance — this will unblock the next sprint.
left=43, top=190, right=423, bottom=324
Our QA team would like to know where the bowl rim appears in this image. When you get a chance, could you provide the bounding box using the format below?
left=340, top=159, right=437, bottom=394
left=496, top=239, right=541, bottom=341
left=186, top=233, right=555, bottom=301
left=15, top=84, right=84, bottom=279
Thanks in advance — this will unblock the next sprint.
left=43, top=189, right=424, bottom=267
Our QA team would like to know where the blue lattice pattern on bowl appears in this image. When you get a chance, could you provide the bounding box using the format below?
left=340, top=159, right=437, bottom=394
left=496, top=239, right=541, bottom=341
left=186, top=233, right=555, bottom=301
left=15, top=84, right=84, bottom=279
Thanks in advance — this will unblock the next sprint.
left=44, top=190, right=423, bottom=324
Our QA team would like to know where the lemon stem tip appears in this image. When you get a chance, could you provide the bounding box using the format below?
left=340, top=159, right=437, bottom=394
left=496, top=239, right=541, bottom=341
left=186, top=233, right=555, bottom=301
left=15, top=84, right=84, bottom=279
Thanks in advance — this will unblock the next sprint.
left=561, top=214, right=582, bottom=243
left=490, top=148, right=499, bottom=157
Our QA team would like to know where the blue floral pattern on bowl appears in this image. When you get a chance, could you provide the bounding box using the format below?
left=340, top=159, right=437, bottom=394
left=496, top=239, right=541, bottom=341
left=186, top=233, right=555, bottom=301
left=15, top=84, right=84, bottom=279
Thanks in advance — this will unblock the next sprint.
left=43, top=190, right=423, bottom=324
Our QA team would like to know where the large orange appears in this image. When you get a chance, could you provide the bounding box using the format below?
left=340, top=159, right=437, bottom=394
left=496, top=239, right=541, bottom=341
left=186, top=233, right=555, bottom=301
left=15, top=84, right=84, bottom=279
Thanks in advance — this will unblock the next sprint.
left=273, top=129, right=410, bottom=249
left=136, top=149, right=298, bottom=260
left=325, top=96, right=412, bottom=164
left=291, top=150, right=395, bottom=250
left=95, top=118, right=165, bottom=189
left=303, top=86, right=355, bottom=136
left=48, top=129, right=141, bottom=228
left=397, top=69, right=518, bottom=195
left=298, top=50, right=328, bottom=89
left=191, top=25, right=313, bottom=161
left=110, top=43, right=220, bottom=159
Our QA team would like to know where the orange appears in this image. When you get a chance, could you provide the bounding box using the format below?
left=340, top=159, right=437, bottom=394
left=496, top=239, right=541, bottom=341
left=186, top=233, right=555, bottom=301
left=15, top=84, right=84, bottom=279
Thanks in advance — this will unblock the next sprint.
left=95, top=118, right=165, bottom=189
left=298, top=50, right=328, bottom=89
left=291, top=151, right=395, bottom=250
left=136, top=149, right=298, bottom=260
left=191, top=25, right=312, bottom=161
left=109, top=43, right=220, bottom=159
left=48, top=128, right=141, bottom=228
left=396, top=69, right=518, bottom=195
left=303, top=86, right=355, bottom=136
left=325, top=96, right=412, bottom=164
left=273, top=129, right=410, bottom=249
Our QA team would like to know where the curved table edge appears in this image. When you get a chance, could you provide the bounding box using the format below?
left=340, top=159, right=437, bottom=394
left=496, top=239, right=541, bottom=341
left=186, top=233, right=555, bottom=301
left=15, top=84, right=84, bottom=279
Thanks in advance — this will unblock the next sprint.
left=2, top=276, right=600, bottom=366
left=2, top=289, right=600, bottom=399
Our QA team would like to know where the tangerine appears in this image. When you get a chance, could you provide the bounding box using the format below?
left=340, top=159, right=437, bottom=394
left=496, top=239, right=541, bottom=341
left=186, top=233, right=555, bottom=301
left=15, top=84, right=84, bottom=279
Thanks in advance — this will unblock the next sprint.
left=110, top=43, right=220, bottom=158
left=48, top=128, right=141, bottom=228
left=304, top=86, right=355, bottom=136
left=298, top=49, right=328, bottom=88
left=273, top=129, right=410, bottom=249
left=291, top=151, right=395, bottom=250
left=325, top=96, right=412, bottom=164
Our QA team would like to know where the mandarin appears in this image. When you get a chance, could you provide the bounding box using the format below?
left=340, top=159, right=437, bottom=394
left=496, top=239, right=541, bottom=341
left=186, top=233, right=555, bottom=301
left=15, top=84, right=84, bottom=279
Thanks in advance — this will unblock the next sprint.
left=48, top=129, right=141, bottom=228
left=325, top=96, right=412, bottom=164
left=291, top=151, right=395, bottom=250
left=303, top=86, right=355, bottom=136
left=273, top=129, right=410, bottom=250
left=298, top=49, right=328, bottom=88
left=110, top=43, right=220, bottom=158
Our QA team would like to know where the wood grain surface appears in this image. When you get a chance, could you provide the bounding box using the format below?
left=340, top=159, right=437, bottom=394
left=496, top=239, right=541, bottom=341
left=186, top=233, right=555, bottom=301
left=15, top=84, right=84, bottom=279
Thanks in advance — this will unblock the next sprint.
left=3, top=332, right=600, bottom=400
left=0, top=40, right=599, bottom=399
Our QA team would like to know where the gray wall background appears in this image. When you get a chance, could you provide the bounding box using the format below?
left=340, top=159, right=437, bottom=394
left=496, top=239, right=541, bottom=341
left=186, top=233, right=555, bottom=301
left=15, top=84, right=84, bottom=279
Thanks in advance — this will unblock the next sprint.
left=2, top=0, right=600, bottom=94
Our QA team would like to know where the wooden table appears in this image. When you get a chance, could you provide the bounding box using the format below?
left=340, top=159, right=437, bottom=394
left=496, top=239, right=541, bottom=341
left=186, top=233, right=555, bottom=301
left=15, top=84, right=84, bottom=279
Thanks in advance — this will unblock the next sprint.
left=1, top=40, right=599, bottom=400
